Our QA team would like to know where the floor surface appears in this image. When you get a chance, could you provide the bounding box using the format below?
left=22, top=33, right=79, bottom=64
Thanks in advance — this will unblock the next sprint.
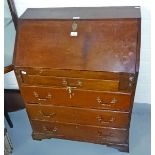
left=5, top=103, right=151, bottom=155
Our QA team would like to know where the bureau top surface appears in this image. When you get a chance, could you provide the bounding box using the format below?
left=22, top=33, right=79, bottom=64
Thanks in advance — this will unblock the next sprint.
left=20, top=6, right=141, bottom=19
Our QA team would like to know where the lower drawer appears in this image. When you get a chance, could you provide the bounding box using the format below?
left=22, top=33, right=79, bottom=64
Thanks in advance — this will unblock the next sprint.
left=31, top=120, right=129, bottom=144
left=27, top=104, right=129, bottom=128
left=21, top=86, right=131, bottom=112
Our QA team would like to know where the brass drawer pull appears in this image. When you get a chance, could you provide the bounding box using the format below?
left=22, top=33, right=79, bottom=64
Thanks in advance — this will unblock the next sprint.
left=39, top=111, right=56, bottom=118
left=96, top=97, right=118, bottom=106
left=43, top=126, right=57, bottom=134
left=96, top=115, right=115, bottom=124
left=33, top=91, right=52, bottom=101
left=110, top=98, right=118, bottom=104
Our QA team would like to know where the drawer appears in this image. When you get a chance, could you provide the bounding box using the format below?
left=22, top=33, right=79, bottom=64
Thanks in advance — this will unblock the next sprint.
left=16, top=67, right=120, bottom=80
left=27, top=104, right=129, bottom=128
left=21, top=86, right=131, bottom=112
left=31, top=120, right=129, bottom=144
left=21, top=74, right=119, bottom=91
left=16, top=68, right=135, bottom=93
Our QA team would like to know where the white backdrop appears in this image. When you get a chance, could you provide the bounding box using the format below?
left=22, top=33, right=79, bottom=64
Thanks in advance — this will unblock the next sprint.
left=4, top=0, right=151, bottom=104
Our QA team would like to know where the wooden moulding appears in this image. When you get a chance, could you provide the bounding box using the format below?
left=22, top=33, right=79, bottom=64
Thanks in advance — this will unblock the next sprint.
left=32, top=132, right=129, bottom=152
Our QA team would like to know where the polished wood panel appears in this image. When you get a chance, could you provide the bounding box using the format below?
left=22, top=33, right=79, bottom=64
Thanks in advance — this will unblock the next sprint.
left=14, top=19, right=139, bottom=73
left=21, top=74, right=119, bottom=91
left=27, top=104, right=129, bottom=128
left=31, top=120, right=129, bottom=144
left=15, top=67, right=120, bottom=80
left=15, top=67, right=135, bottom=93
left=21, top=86, right=131, bottom=111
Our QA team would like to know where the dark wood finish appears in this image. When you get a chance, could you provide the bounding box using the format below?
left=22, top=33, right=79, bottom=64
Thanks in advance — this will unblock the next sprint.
left=26, top=104, right=129, bottom=128
left=21, top=74, right=119, bottom=91
left=14, top=67, right=120, bottom=80
left=20, top=7, right=140, bottom=19
left=14, top=19, right=139, bottom=73
left=4, top=89, right=25, bottom=128
left=7, top=0, right=18, bottom=30
left=21, top=86, right=131, bottom=112
left=13, top=7, right=141, bottom=152
left=15, top=67, right=135, bottom=92
left=32, top=131, right=129, bottom=152
left=31, top=120, right=129, bottom=144
left=4, top=89, right=25, bottom=112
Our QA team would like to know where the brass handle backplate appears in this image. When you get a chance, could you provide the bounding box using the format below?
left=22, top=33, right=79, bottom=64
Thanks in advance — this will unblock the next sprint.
left=43, top=126, right=57, bottom=134
left=62, top=79, right=82, bottom=87
left=39, top=111, right=56, bottom=118
left=33, top=91, right=52, bottom=101
left=96, top=115, right=115, bottom=124
left=96, top=97, right=118, bottom=106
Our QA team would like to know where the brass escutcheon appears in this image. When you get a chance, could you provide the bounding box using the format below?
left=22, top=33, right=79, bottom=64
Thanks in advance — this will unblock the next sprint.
left=72, top=21, right=78, bottom=31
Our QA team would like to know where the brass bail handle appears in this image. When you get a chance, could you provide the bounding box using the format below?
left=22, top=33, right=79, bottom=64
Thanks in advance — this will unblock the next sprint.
left=33, top=91, right=52, bottom=101
left=96, top=115, right=115, bottom=124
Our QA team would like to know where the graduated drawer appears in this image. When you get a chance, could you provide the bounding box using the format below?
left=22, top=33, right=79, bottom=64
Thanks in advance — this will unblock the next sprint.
left=21, top=74, right=119, bottom=91
left=27, top=104, right=129, bottom=128
left=21, top=86, right=131, bottom=112
left=31, top=120, right=128, bottom=144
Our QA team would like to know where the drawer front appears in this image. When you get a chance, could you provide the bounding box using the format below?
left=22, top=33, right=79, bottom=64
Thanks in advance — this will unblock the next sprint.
left=27, top=104, right=129, bottom=128
left=16, top=67, right=120, bottom=80
left=21, top=86, right=131, bottom=111
left=21, top=74, right=119, bottom=91
left=31, top=120, right=128, bottom=144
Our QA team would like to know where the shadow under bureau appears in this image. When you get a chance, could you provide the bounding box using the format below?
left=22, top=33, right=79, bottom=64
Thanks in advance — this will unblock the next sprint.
left=13, top=6, right=141, bottom=152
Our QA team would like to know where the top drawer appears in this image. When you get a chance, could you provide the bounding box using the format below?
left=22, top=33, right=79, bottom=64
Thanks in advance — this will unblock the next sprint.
left=21, top=74, right=119, bottom=92
left=15, top=68, right=135, bottom=92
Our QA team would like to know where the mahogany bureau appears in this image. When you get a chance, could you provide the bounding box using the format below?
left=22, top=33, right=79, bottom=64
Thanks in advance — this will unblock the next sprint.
left=13, top=7, right=141, bottom=152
